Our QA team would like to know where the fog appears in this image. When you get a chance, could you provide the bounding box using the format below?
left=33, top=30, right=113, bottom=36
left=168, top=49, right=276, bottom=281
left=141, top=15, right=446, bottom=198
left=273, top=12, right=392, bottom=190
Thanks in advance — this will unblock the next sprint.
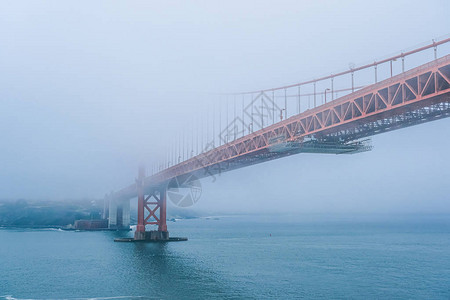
left=0, top=0, right=449, bottom=214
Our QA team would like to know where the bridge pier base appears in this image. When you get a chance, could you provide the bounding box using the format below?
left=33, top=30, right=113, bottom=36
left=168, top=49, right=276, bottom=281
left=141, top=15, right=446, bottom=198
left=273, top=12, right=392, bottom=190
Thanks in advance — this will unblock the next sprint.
left=114, top=167, right=187, bottom=242
left=134, top=185, right=170, bottom=241
left=133, top=167, right=173, bottom=241
left=134, top=230, right=169, bottom=241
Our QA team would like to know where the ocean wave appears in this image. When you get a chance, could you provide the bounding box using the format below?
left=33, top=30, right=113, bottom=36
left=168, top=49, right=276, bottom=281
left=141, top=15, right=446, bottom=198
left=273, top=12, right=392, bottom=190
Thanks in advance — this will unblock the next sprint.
left=0, top=227, right=66, bottom=232
left=42, top=228, right=64, bottom=232
left=0, top=296, right=148, bottom=300
left=76, top=297, right=147, bottom=300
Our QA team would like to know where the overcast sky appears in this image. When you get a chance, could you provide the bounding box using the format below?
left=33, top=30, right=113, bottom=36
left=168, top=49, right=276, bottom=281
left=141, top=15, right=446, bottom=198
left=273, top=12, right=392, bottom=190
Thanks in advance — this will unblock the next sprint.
left=0, top=0, right=449, bottom=214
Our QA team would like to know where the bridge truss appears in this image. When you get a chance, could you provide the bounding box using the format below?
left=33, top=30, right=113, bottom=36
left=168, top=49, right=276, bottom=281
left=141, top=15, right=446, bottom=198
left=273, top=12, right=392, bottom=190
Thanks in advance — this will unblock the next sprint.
left=107, top=39, right=450, bottom=240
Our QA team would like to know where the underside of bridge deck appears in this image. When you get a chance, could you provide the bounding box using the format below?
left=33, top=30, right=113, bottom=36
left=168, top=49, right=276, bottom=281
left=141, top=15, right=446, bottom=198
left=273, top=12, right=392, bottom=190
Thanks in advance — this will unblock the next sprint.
left=107, top=47, right=450, bottom=239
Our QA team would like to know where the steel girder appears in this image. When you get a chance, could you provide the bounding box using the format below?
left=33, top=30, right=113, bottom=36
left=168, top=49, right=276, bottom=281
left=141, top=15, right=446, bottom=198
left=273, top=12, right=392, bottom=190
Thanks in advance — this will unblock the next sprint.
left=113, top=55, right=450, bottom=200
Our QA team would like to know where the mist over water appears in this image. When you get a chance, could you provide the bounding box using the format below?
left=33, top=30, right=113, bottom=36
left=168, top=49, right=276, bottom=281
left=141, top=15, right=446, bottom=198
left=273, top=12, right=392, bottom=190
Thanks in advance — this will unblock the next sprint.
left=0, top=0, right=449, bottom=214
left=1, top=1, right=450, bottom=299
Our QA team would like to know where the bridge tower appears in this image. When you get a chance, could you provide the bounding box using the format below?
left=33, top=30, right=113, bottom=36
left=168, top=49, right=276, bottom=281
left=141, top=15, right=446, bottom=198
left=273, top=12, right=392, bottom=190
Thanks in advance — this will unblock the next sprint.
left=134, top=166, right=169, bottom=241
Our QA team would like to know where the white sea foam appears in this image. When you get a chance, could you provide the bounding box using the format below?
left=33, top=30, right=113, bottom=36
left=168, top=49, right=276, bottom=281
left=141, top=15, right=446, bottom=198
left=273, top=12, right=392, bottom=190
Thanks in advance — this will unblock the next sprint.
left=0, top=296, right=34, bottom=300
left=0, top=296, right=147, bottom=300
left=44, top=228, right=64, bottom=231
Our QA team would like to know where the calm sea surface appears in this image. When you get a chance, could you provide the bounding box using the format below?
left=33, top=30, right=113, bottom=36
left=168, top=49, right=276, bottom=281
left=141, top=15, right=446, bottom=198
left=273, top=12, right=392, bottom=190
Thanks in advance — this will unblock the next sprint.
left=1, top=214, right=450, bottom=299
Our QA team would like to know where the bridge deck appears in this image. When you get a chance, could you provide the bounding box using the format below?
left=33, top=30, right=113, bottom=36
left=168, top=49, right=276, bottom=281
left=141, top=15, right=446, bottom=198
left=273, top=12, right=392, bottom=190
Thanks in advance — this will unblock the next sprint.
left=113, top=55, right=450, bottom=200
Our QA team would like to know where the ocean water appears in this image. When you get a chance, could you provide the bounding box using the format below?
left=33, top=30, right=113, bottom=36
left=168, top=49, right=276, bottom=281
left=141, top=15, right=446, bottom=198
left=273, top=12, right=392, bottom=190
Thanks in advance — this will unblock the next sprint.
left=1, top=214, right=450, bottom=299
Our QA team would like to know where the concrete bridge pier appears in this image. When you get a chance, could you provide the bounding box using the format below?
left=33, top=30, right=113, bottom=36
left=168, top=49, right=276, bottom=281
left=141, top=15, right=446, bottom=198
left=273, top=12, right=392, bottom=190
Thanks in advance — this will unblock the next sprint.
left=107, top=197, right=130, bottom=230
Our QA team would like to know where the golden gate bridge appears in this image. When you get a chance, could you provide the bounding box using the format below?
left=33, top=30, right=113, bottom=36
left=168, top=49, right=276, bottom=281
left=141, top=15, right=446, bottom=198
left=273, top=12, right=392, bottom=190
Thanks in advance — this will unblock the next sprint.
left=105, top=37, right=450, bottom=242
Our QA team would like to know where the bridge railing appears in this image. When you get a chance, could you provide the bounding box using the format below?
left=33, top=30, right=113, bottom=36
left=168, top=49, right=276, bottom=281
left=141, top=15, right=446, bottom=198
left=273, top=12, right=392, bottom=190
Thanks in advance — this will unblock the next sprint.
left=148, top=37, right=450, bottom=176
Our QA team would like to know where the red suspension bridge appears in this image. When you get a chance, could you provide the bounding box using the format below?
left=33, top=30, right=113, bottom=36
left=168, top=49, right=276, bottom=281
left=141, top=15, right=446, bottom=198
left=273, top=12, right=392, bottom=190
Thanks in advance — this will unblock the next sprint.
left=107, top=38, right=450, bottom=242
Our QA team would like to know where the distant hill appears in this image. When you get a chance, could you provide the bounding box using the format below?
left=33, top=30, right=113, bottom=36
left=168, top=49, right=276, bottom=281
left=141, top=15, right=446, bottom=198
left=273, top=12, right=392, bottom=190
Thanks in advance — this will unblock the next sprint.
left=0, top=199, right=208, bottom=228
left=0, top=199, right=100, bottom=227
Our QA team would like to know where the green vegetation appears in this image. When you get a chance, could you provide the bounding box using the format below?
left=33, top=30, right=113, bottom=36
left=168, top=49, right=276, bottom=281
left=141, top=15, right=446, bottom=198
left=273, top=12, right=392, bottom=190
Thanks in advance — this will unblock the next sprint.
left=0, top=199, right=100, bottom=227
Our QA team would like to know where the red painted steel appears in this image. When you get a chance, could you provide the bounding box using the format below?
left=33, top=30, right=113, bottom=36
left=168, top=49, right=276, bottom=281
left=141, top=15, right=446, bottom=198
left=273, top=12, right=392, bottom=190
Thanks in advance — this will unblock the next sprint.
left=134, top=186, right=168, bottom=232
left=234, top=38, right=450, bottom=94
left=159, top=188, right=167, bottom=232
left=114, top=55, right=450, bottom=203
left=136, top=166, right=145, bottom=233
